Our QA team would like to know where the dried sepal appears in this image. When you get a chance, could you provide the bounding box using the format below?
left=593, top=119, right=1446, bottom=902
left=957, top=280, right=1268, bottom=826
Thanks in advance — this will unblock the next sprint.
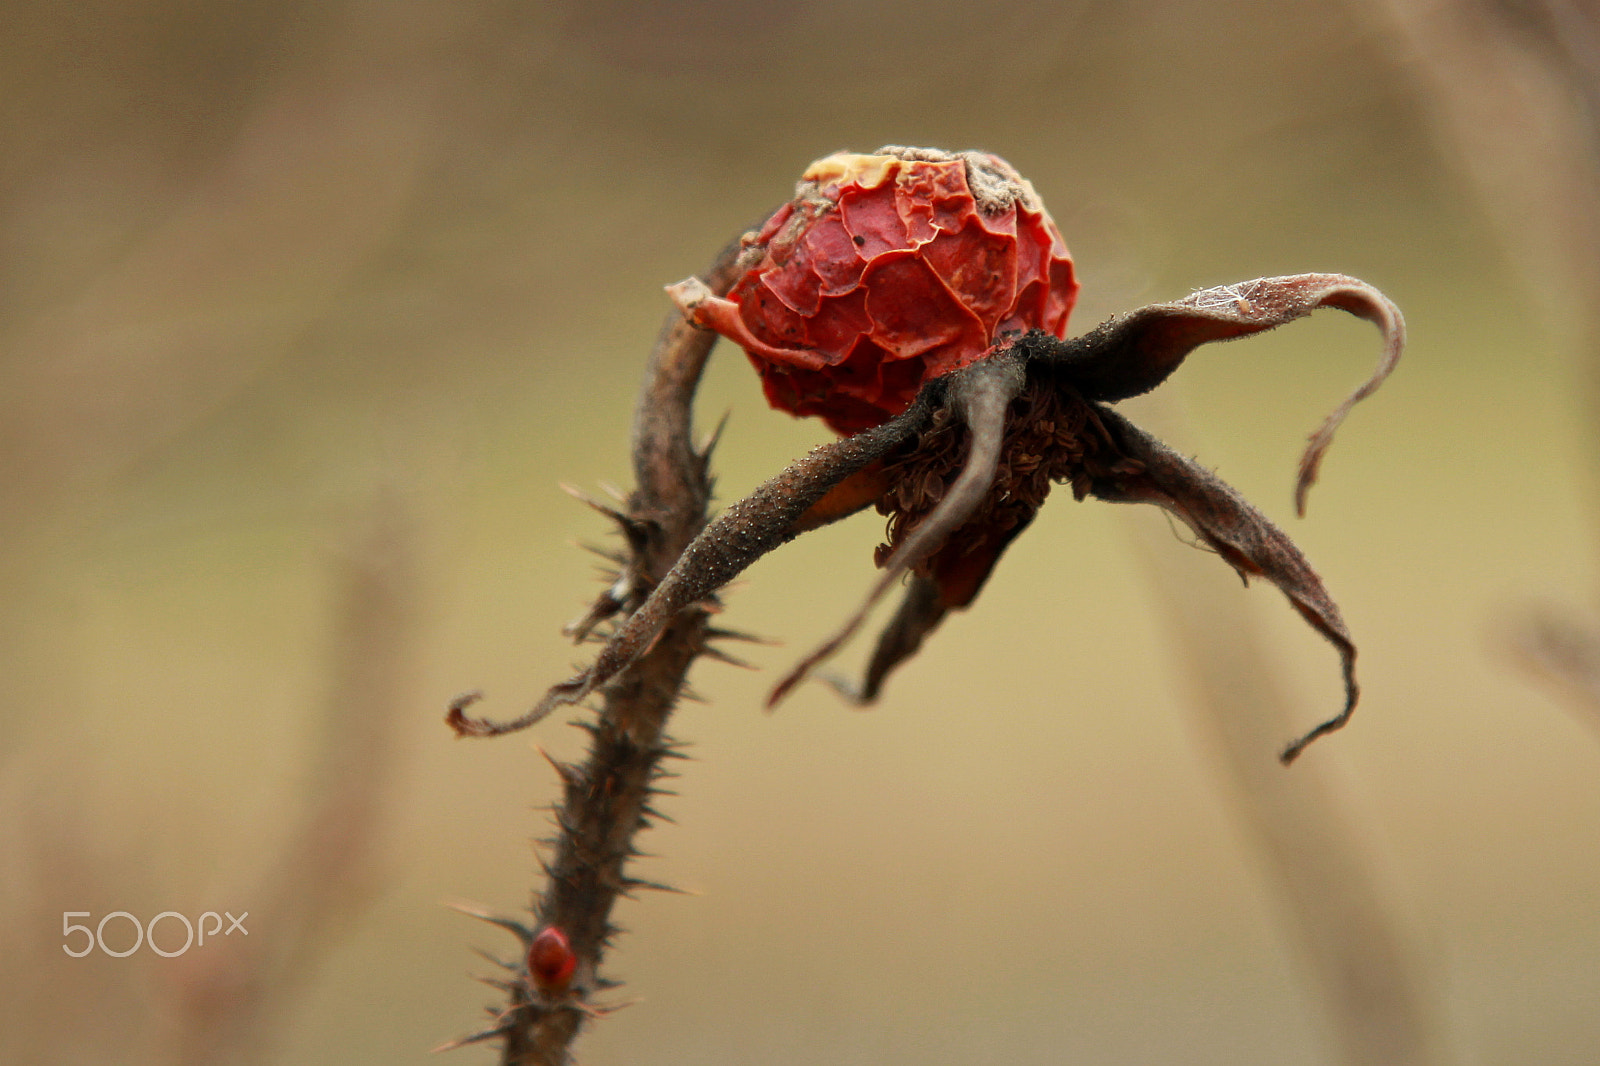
left=821, top=573, right=949, bottom=705
left=447, top=386, right=941, bottom=737
left=1089, top=410, right=1357, bottom=763
left=1039, top=274, right=1404, bottom=515
left=768, top=352, right=1026, bottom=706
left=761, top=274, right=1399, bottom=759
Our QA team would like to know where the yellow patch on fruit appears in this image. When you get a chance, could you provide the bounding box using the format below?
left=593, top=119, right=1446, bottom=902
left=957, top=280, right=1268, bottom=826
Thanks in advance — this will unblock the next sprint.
left=801, top=151, right=899, bottom=190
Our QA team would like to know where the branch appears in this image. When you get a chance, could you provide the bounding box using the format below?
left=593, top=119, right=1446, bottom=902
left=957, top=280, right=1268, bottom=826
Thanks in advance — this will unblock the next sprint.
left=445, top=236, right=749, bottom=1064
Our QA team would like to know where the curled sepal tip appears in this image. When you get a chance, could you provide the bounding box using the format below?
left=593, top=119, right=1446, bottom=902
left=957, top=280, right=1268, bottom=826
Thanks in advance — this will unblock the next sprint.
left=1054, top=273, right=1404, bottom=517
left=1284, top=277, right=1405, bottom=516
left=447, top=687, right=577, bottom=738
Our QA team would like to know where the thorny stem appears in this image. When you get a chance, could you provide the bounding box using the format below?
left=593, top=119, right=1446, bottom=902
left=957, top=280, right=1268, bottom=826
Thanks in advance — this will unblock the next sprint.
left=452, top=237, right=749, bottom=1064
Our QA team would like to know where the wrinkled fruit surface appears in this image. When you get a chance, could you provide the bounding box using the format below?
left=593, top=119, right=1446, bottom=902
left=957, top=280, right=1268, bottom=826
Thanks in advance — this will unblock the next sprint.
left=674, top=146, right=1078, bottom=433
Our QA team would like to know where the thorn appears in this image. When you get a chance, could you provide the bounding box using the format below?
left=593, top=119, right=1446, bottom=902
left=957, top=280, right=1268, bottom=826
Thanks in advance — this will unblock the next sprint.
left=561, top=482, right=650, bottom=548
left=678, top=686, right=707, bottom=704
left=430, top=1031, right=500, bottom=1053
left=577, top=540, right=629, bottom=565
left=475, top=974, right=519, bottom=993
left=470, top=945, right=519, bottom=972
left=706, top=626, right=779, bottom=645
left=437, top=1001, right=528, bottom=1050
left=536, top=746, right=583, bottom=788
left=622, top=876, right=692, bottom=895
left=564, top=586, right=627, bottom=644
left=560, top=482, right=625, bottom=522
left=443, top=899, right=534, bottom=943
left=432, top=1024, right=512, bottom=1053
left=701, top=644, right=757, bottom=670
left=698, top=410, right=731, bottom=463
left=619, top=875, right=687, bottom=897
left=597, top=480, right=628, bottom=503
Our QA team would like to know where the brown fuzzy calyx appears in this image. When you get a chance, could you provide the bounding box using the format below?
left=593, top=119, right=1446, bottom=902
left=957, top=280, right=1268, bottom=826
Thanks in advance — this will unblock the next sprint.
left=873, top=369, right=1145, bottom=592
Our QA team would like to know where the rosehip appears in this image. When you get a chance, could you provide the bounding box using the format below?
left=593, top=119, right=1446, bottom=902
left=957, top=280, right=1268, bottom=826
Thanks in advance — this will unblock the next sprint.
left=671, top=146, right=1078, bottom=433
left=527, top=925, right=577, bottom=994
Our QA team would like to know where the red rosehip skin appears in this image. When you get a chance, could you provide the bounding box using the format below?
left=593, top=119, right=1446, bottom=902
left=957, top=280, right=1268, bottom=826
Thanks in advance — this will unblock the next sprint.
left=671, top=147, right=1079, bottom=433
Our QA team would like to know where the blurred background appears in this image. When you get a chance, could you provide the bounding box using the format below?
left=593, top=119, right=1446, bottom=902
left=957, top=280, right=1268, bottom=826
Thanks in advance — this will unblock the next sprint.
left=3, top=0, right=1598, bottom=1062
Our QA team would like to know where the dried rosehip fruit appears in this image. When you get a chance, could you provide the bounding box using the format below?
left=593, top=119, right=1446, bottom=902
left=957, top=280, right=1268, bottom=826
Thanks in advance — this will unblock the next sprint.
left=670, top=146, right=1078, bottom=433
left=454, top=149, right=1403, bottom=769
left=527, top=925, right=577, bottom=994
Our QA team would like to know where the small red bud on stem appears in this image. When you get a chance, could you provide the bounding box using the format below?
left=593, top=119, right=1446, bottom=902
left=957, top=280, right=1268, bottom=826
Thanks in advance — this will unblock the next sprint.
left=527, top=926, right=577, bottom=995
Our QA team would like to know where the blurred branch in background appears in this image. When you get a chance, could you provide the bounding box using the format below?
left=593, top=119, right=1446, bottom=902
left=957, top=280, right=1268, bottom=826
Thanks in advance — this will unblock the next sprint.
left=1365, top=0, right=1600, bottom=722
left=1507, top=605, right=1600, bottom=731
left=0, top=757, right=150, bottom=1063
left=0, top=6, right=432, bottom=1060
left=0, top=1, right=437, bottom=770
left=0, top=492, right=418, bottom=1064
left=0, top=9, right=432, bottom=522
left=1366, top=0, right=1600, bottom=341
left=1130, top=402, right=1445, bottom=1066
left=160, top=493, right=419, bottom=1064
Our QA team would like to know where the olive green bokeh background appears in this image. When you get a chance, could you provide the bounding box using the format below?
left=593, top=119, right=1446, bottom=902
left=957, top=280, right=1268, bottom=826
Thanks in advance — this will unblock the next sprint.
left=3, top=1, right=1597, bottom=1062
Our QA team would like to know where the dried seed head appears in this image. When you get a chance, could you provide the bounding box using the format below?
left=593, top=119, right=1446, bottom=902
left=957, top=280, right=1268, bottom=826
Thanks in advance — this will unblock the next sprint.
left=671, top=146, right=1078, bottom=433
